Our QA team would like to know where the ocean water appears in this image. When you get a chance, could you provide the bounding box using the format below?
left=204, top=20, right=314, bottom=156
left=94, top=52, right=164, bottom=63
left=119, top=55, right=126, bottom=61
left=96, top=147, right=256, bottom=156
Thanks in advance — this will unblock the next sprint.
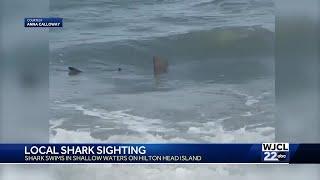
left=49, top=0, right=275, bottom=179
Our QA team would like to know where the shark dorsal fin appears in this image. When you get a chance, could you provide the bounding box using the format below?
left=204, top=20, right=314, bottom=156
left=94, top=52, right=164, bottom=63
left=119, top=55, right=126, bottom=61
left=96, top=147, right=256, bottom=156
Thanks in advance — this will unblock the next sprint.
left=68, top=66, right=82, bottom=75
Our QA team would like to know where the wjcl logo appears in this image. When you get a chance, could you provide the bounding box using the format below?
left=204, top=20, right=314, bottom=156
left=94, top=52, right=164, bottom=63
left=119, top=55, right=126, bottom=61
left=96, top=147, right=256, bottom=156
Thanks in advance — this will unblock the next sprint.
left=262, top=143, right=289, bottom=162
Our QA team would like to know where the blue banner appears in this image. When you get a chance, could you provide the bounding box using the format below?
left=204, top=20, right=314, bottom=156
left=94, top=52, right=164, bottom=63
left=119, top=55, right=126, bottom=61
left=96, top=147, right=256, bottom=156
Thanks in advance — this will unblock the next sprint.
left=24, top=18, right=63, bottom=27
left=0, top=143, right=318, bottom=164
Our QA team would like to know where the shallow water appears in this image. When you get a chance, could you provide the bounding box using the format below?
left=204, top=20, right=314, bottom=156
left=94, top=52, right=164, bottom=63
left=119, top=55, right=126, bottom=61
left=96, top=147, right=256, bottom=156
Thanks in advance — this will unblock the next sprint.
left=49, top=0, right=275, bottom=179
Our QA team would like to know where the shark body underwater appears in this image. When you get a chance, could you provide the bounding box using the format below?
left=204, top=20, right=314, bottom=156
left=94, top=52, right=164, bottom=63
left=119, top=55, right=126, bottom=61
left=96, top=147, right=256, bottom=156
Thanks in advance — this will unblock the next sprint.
left=67, top=56, right=168, bottom=76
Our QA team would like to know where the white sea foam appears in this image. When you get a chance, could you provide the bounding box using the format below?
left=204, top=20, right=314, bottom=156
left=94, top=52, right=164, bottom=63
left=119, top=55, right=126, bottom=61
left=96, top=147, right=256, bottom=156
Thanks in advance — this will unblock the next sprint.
left=51, top=103, right=274, bottom=143
left=57, top=103, right=175, bottom=134
left=50, top=118, right=65, bottom=129
left=47, top=106, right=318, bottom=180
left=48, top=103, right=278, bottom=180
left=241, top=111, right=253, bottom=117
left=187, top=119, right=274, bottom=143
left=245, top=96, right=260, bottom=106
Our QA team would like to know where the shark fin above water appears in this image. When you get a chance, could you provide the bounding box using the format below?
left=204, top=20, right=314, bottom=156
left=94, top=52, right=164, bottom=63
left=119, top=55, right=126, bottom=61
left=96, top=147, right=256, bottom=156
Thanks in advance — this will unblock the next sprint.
left=68, top=66, right=82, bottom=75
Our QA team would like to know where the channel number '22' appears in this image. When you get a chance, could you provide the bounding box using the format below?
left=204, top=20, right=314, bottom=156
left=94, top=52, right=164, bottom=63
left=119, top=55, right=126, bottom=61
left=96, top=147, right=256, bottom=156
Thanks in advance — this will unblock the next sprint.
left=264, top=151, right=277, bottom=161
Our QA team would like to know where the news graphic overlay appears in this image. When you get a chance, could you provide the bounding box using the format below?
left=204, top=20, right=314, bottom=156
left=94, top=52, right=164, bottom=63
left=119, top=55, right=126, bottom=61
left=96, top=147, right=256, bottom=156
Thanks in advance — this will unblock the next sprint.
left=24, top=18, right=63, bottom=27
left=0, top=144, right=319, bottom=164
left=261, top=143, right=289, bottom=162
